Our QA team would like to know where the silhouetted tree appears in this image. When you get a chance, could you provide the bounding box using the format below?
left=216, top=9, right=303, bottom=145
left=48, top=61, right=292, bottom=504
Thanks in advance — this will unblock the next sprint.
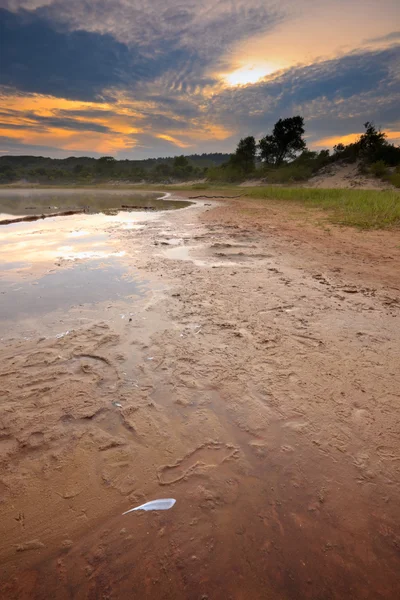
left=259, top=116, right=306, bottom=165
left=230, top=136, right=256, bottom=173
left=359, top=122, right=387, bottom=162
left=332, top=123, right=400, bottom=166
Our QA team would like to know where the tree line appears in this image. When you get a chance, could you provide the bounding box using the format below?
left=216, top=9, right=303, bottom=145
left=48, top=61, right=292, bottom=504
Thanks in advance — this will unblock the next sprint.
left=209, top=117, right=400, bottom=185
left=0, top=153, right=230, bottom=184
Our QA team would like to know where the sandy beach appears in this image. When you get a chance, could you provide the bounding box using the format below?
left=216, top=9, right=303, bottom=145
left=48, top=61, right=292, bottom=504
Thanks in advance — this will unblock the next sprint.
left=1, top=194, right=399, bottom=599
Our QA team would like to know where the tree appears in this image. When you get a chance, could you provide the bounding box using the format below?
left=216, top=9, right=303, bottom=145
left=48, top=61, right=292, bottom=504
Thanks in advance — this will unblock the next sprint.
left=153, top=163, right=172, bottom=179
left=358, top=122, right=388, bottom=163
left=172, top=155, right=193, bottom=179
left=259, top=116, right=306, bottom=166
left=173, top=155, right=190, bottom=169
left=0, top=163, right=18, bottom=183
left=129, top=167, right=146, bottom=181
left=332, top=122, right=400, bottom=166
left=333, top=143, right=345, bottom=156
left=230, top=136, right=256, bottom=173
left=96, top=156, right=116, bottom=175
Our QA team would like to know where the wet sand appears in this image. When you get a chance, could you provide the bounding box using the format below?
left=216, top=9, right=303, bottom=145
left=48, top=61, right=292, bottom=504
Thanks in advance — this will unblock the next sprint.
left=0, top=194, right=399, bottom=599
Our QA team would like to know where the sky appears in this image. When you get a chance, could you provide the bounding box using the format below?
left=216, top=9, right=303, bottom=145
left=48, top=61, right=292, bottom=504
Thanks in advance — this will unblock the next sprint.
left=0, top=0, right=399, bottom=159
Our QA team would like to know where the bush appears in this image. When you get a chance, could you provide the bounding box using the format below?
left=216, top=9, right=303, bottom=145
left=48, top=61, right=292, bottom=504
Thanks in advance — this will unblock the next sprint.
left=389, top=167, right=400, bottom=188
left=207, top=164, right=246, bottom=183
left=260, top=164, right=313, bottom=183
left=369, top=160, right=388, bottom=178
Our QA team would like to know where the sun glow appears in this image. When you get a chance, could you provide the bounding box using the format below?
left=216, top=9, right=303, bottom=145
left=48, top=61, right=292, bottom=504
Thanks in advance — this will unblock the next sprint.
left=223, top=63, right=278, bottom=87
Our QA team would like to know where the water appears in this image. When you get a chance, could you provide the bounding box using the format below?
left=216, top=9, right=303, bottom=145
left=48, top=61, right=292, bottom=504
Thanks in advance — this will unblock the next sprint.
left=0, top=188, right=191, bottom=219
left=0, top=258, right=145, bottom=321
left=0, top=189, right=188, bottom=330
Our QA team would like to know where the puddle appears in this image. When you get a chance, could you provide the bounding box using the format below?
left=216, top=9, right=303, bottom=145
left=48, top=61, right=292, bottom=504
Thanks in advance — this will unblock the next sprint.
left=0, top=189, right=191, bottom=332
left=163, top=244, right=240, bottom=268
left=0, top=258, right=145, bottom=322
left=164, top=245, right=197, bottom=261
left=0, top=211, right=150, bottom=277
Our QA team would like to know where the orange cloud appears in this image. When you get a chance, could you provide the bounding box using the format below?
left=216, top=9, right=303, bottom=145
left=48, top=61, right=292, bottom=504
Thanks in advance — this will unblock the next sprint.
left=176, top=124, right=233, bottom=142
left=156, top=134, right=191, bottom=148
left=0, top=90, right=232, bottom=155
left=0, top=93, right=111, bottom=117
left=314, top=131, right=400, bottom=148
left=0, top=126, right=137, bottom=154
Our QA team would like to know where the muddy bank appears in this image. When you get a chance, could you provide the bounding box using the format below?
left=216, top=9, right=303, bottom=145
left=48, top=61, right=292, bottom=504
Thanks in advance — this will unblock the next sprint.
left=0, top=196, right=399, bottom=599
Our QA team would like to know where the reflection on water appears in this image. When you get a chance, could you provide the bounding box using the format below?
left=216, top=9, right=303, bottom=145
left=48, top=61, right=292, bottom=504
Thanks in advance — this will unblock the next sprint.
left=0, top=189, right=190, bottom=218
left=0, top=211, right=150, bottom=274
left=0, top=189, right=190, bottom=329
left=0, top=258, right=145, bottom=321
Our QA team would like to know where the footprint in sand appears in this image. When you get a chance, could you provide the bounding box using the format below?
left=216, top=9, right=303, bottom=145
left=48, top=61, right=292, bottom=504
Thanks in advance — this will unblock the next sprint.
left=157, top=441, right=239, bottom=485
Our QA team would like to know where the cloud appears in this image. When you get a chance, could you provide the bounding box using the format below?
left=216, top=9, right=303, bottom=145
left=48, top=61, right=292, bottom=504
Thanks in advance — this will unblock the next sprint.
left=1, top=45, right=398, bottom=157
left=0, top=7, right=193, bottom=101
left=35, top=0, right=283, bottom=56
left=0, top=135, right=104, bottom=158
left=314, top=130, right=400, bottom=148
left=206, top=46, right=400, bottom=146
left=0, top=1, right=399, bottom=157
left=0, top=2, right=283, bottom=102
left=365, top=31, right=400, bottom=45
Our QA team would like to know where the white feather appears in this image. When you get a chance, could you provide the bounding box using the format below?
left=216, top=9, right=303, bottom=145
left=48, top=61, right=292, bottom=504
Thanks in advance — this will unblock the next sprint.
left=122, top=498, right=176, bottom=515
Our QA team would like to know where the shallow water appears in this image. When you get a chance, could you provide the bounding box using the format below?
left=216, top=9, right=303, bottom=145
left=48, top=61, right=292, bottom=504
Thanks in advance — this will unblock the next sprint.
left=0, top=211, right=148, bottom=273
left=0, top=189, right=187, bottom=331
left=0, top=188, right=190, bottom=218
left=0, top=258, right=145, bottom=321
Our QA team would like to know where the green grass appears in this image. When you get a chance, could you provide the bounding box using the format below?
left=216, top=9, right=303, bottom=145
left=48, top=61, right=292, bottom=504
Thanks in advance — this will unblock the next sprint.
left=244, top=186, right=400, bottom=229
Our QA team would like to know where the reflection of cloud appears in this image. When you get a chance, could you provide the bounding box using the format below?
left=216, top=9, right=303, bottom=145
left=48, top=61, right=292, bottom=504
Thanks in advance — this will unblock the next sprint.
left=0, top=208, right=155, bottom=279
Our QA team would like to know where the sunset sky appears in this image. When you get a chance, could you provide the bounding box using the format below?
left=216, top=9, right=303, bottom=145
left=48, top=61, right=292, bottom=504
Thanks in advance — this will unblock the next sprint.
left=0, top=0, right=399, bottom=158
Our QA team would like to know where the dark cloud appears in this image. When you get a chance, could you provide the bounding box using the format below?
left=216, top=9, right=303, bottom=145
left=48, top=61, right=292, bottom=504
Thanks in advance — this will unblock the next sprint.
left=34, top=0, right=281, bottom=57
left=366, top=31, right=400, bottom=44
left=0, top=8, right=130, bottom=99
left=56, top=109, right=117, bottom=120
left=0, top=7, right=204, bottom=100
